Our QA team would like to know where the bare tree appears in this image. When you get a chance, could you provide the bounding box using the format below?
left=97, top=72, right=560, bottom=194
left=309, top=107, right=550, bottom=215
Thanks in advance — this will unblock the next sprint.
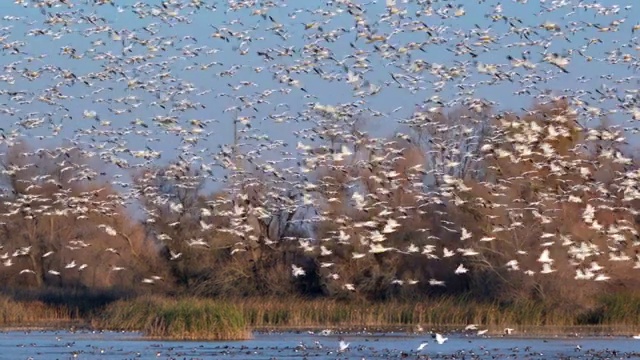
left=0, top=142, right=155, bottom=290
left=404, top=105, right=492, bottom=187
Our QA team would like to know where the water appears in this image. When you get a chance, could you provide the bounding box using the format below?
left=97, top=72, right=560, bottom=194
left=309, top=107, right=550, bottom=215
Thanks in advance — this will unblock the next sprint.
left=0, top=330, right=638, bottom=359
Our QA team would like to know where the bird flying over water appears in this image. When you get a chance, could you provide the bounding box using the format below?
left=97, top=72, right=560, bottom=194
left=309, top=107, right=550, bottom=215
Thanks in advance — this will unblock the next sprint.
left=0, top=0, right=636, bottom=301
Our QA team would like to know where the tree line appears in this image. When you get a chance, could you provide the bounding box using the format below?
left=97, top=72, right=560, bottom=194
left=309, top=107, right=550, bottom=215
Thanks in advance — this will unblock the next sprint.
left=0, top=98, right=638, bottom=310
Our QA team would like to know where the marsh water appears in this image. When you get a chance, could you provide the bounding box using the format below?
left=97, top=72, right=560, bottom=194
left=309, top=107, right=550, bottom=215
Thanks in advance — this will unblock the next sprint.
left=0, top=330, right=638, bottom=360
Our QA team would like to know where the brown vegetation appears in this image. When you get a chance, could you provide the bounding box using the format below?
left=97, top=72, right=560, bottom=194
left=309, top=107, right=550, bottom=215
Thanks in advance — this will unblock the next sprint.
left=0, top=100, right=639, bottom=336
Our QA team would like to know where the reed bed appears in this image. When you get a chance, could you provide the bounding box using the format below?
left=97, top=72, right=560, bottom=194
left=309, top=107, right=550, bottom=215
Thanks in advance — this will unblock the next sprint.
left=238, top=297, right=556, bottom=329
left=94, top=296, right=250, bottom=340
left=0, top=295, right=72, bottom=326
left=581, top=292, right=640, bottom=328
left=241, top=297, right=459, bottom=328
left=237, top=293, right=640, bottom=334
left=3, top=291, right=640, bottom=338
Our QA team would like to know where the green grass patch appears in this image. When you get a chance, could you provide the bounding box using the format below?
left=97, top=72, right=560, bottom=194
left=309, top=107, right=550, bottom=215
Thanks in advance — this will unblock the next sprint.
left=94, top=296, right=250, bottom=340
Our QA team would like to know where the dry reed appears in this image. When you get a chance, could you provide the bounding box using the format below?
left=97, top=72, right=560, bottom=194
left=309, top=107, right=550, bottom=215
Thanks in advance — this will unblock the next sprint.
left=0, top=295, right=72, bottom=327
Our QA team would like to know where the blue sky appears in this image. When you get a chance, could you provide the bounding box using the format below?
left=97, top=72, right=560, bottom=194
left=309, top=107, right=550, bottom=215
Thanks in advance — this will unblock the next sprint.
left=0, top=0, right=638, bottom=193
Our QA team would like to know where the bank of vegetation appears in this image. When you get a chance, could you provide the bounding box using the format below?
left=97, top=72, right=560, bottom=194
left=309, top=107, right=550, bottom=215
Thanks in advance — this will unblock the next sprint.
left=0, top=100, right=640, bottom=339
left=0, top=291, right=639, bottom=340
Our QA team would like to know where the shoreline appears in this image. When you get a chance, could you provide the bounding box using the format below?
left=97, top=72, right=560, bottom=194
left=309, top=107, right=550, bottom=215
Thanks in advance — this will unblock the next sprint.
left=1, top=322, right=638, bottom=340
left=0, top=320, right=90, bottom=333
left=253, top=325, right=640, bottom=339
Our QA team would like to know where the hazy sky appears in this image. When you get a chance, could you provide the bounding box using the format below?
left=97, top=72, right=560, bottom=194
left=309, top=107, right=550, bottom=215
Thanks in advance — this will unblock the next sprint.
left=0, top=0, right=638, bottom=192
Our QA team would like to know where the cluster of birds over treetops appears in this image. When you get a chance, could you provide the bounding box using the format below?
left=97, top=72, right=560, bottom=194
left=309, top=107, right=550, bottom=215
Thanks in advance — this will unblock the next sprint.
left=0, top=0, right=639, bottom=290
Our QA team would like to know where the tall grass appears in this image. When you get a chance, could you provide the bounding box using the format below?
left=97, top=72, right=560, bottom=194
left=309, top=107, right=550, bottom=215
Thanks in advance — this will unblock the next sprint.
left=2, top=291, right=640, bottom=338
left=0, top=295, right=72, bottom=327
left=579, top=292, right=640, bottom=327
left=95, top=296, right=250, bottom=340
left=238, top=296, right=560, bottom=329
left=236, top=293, right=640, bottom=334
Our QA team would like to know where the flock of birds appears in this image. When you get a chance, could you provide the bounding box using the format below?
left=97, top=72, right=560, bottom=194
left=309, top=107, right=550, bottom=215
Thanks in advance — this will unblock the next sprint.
left=6, top=328, right=640, bottom=359
left=0, top=0, right=638, bottom=295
